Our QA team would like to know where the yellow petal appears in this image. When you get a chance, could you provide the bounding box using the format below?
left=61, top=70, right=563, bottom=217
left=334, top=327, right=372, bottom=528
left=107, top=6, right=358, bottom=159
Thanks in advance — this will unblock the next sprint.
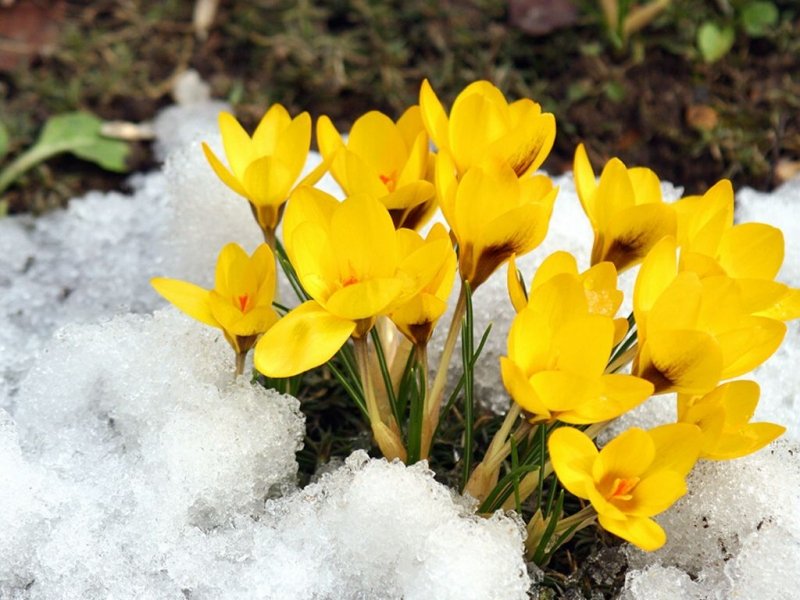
left=419, top=79, right=450, bottom=152
left=647, top=272, right=703, bottom=335
left=214, top=243, right=251, bottom=297
left=230, top=305, right=280, bottom=337
left=707, top=422, right=785, bottom=460
left=529, top=371, right=599, bottom=412
left=527, top=274, right=589, bottom=338
left=468, top=201, right=555, bottom=287
left=547, top=426, right=598, bottom=499
left=626, top=471, right=687, bottom=517
left=219, top=112, right=253, bottom=179
left=646, top=422, right=702, bottom=477
left=348, top=110, right=407, bottom=178
left=716, top=316, right=785, bottom=379
left=597, top=513, right=667, bottom=551
left=500, top=357, right=551, bottom=419
left=242, top=156, right=294, bottom=207
left=151, top=277, right=218, bottom=328
left=718, top=222, right=784, bottom=280
left=252, top=244, right=277, bottom=306
left=673, top=179, right=733, bottom=254
left=343, top=150, right=390, bottom=199
left=434, top=150, right=458, bottom=227
left=737, top=279, right=791, bottom=314
left=507, top=255, right=528, bottom=313
left=449, top=91, right=508, bottom=173
left=573, top=143, right=598, bottom=228
left=288, top=220, right=339, bottom=301
left=274, top=111, right=312, bottom=182
left=453, top=164, right=520, bottom=246
left=581, top=261, right=623, bottom=318
left=396, top=105, right=425, bottom=149
left=593, top=158, right=635, bottom=232
left=325, top=278, right=405, bottom=320
left=635, top=329, right=722, bottom=395
left=564, top=374, right=652, bottom=424
left=397, top=130, right=431, bottom=188
left=316, top=115, right=345, bottom=163
left=202, top=142, right=248, bottom=198
left=489, top=109, right=555, bottom=176
left=331, top=194, right=398, bottom=283
left=531, top=251, right=578, bottom=292
left=601, top=203, right=677, bottom=272
left=627, top=167, right=662, bottom=204
left=758, top=286, right=800, bottom=321
left=254, top=301, right=356, bottom=377
left=553, top=315, right=614, bottom=375
left=633, top=236, right=678, bottom=332
left=594, top=427, right=654, bottom=481
left=252, top=103, right=291, bottom=155
left=283, top=186, right=338, bottom=246
left=559, top=375, right=653, bottom=425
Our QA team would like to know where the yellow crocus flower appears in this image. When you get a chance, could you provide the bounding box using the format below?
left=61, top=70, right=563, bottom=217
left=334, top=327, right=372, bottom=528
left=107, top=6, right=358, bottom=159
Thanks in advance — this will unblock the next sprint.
left=151, top=243, right=279, bottom=374
left=501, top=273, right=653, bottom=424
left=507, top=251, right=628, bottom=344
left=435, top=156, right=557, bottom=288
left=549, top=423, right=702, bottom=551
left=674, top=179, right=800, bottom=321
left=201, top=106, right=325, bottom=242
left=677, top=380, right=785, bottom=460
left=420, top=79, right=556, bottom=177
left=573, top=143, right=676, bottom=273
left=633, top=237, right=785, bottom=395
left=389, top=223, right=457, bottom=347
left=254, top=188, right=452, bottom=378
left=317, top=107, right=436, bottom=231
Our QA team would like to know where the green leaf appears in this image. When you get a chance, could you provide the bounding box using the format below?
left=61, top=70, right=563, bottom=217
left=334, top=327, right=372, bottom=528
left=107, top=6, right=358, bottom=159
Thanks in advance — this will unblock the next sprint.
left=36, top=112, right=129, bottom=172
left=697, top=22, right=735, bottom=63
left=740, top=1, right=778, bottom=37
left=0, top=122, right=8, bottom=161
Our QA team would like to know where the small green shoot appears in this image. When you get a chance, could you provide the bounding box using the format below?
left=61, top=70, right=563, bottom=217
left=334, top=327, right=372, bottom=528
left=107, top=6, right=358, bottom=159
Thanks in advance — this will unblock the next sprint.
left=0, top=112, right=131, bottom=199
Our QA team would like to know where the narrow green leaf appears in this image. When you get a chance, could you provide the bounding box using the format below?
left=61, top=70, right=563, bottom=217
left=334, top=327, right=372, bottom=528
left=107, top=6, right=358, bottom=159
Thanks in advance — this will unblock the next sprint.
left=0, top=121, right=9, bottom=161
left=370, top=328, right=402, bottom=428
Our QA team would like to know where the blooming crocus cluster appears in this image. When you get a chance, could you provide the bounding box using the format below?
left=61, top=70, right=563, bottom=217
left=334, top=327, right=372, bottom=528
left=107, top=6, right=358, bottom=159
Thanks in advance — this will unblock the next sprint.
left=149, top=78, right=795, bottom=559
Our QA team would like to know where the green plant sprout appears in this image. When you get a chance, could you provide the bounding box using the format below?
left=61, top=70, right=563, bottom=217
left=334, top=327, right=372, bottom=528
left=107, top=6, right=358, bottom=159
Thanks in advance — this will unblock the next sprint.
left=0, top=112, right=130, bottom=215
left=697, top=0, right=780, bottom=63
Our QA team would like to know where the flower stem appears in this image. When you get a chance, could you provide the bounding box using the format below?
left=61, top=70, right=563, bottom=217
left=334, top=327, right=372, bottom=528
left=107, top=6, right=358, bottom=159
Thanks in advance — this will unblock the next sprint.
left=420, top=281, right=467, bottom=458
left=354, top=336, right=407, bottom=462
left=235, top=351, right=247, bottom=377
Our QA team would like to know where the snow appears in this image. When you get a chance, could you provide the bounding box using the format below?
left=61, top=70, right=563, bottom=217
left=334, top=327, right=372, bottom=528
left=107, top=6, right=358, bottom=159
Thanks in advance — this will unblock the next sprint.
left=0, top=88, right=797, bottom=599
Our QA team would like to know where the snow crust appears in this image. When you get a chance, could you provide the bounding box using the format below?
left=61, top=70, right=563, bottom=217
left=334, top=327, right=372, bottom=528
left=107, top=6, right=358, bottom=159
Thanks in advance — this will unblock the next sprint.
left=0, top=89, right=797, bottom=599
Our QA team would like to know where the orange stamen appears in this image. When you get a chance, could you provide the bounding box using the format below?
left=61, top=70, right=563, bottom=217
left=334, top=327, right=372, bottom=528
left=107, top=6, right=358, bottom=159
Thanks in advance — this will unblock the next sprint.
left=237, top=294, right=249, bottom=312
left=379, top=171, right=398, bottom=193
left=608, top=477, right=639, bottom=500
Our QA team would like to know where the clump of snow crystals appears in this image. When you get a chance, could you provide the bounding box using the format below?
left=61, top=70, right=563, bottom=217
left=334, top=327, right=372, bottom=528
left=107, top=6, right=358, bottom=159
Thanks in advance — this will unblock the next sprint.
left=1, top=86, right=798, bottom=599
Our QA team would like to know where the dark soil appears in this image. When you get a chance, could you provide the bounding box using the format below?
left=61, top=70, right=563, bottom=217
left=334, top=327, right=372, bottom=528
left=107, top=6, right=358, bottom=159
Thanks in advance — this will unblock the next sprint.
left=1, top=0, right=799, bottom=214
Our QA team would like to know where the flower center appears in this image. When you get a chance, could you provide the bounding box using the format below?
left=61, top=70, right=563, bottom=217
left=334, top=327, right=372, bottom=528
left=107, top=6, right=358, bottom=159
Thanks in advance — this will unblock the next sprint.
left=237, top=294, right=250, bottom=312
left=342, top=275, right=359, bottom=287
left=379, top=171, right=398, bottom=193
left=607, top=477, right=639, bottom=501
